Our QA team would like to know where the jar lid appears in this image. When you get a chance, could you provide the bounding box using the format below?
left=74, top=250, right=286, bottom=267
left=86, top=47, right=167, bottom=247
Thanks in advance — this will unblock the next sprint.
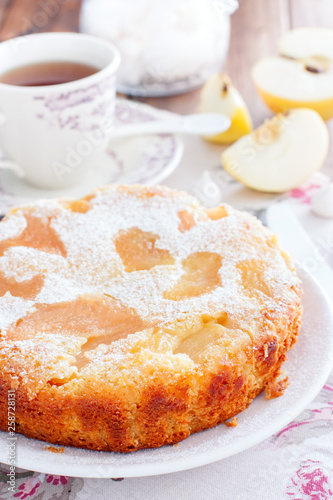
left=212, top=0, right=239, bottom=16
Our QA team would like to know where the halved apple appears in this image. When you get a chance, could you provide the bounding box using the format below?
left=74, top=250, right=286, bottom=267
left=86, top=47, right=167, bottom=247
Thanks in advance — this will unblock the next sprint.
left=199, top=74, right=253, bottom=143
left=221, top=108, right=329, bottom=193
left=252, top=28, right=333, bottom=121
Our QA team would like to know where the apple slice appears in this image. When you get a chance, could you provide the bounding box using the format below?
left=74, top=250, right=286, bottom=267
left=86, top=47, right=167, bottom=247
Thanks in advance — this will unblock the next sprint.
left=199, top=74, right=253, bottom=143
left=221, top=108, right=329, bottom=193
left=252, top=28, right=333, bottom=120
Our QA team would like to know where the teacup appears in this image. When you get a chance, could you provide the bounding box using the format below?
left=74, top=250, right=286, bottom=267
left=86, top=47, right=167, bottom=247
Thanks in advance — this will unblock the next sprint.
left=0, top=32, right=120, bottom=189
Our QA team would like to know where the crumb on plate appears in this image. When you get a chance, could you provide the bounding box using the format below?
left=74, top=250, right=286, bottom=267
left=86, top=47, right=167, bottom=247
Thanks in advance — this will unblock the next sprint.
left=45, top=446, right=64, bottom=454
left=225, top=417, right=238, bottom=427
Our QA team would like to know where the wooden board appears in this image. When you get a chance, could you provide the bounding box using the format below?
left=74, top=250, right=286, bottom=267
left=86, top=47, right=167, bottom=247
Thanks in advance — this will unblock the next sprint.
left=0, top=0, right=82, bottom=40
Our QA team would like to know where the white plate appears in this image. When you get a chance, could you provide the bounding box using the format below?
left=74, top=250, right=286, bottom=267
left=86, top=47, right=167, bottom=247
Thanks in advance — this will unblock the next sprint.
left=0, top=99, right=183, bottom=214
left=0, top=268, right=332, bottom=478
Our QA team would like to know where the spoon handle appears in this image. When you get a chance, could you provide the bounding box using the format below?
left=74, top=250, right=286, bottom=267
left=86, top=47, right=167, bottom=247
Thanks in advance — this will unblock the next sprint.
left=111, top=113, right=230, bottom=138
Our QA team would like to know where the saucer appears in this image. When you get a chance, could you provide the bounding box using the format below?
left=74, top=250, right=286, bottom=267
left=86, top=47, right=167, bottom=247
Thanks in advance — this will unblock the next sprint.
left=0, top=99, right=183, bottom=215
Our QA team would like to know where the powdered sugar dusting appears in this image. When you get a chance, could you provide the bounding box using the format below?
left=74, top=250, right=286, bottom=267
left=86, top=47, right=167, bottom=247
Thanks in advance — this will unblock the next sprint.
left=0, top=185, right=300, bottom=338
left=0, top=293, right=35, bottom=332
left=0, top=213, right=27, bottom=241
left=0, top=246, right=66, bottom=282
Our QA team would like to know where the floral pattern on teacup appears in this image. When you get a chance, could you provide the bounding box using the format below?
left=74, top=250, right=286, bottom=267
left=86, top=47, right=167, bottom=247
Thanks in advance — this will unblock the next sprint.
left=33, top=75, right=115, bottom=132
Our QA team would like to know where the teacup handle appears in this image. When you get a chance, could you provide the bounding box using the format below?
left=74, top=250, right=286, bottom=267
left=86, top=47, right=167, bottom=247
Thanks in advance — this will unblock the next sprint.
left=0, top=110, right=25, bottom=178
left=0, top=159, right=25, bottom=177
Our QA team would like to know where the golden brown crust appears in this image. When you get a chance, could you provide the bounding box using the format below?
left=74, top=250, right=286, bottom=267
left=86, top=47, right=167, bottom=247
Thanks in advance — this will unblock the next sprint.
left=0, top=184, right=303, bottom=452
left=0, top=309, right=301, bottom=452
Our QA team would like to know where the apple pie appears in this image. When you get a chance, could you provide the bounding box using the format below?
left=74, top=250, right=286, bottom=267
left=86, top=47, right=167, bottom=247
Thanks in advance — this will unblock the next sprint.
left=0, top=185, right=302, bottom=452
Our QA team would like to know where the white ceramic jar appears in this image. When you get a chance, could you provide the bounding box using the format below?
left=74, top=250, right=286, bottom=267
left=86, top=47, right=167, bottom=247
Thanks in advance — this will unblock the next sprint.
left=80, top=0, right=238, bottom=96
